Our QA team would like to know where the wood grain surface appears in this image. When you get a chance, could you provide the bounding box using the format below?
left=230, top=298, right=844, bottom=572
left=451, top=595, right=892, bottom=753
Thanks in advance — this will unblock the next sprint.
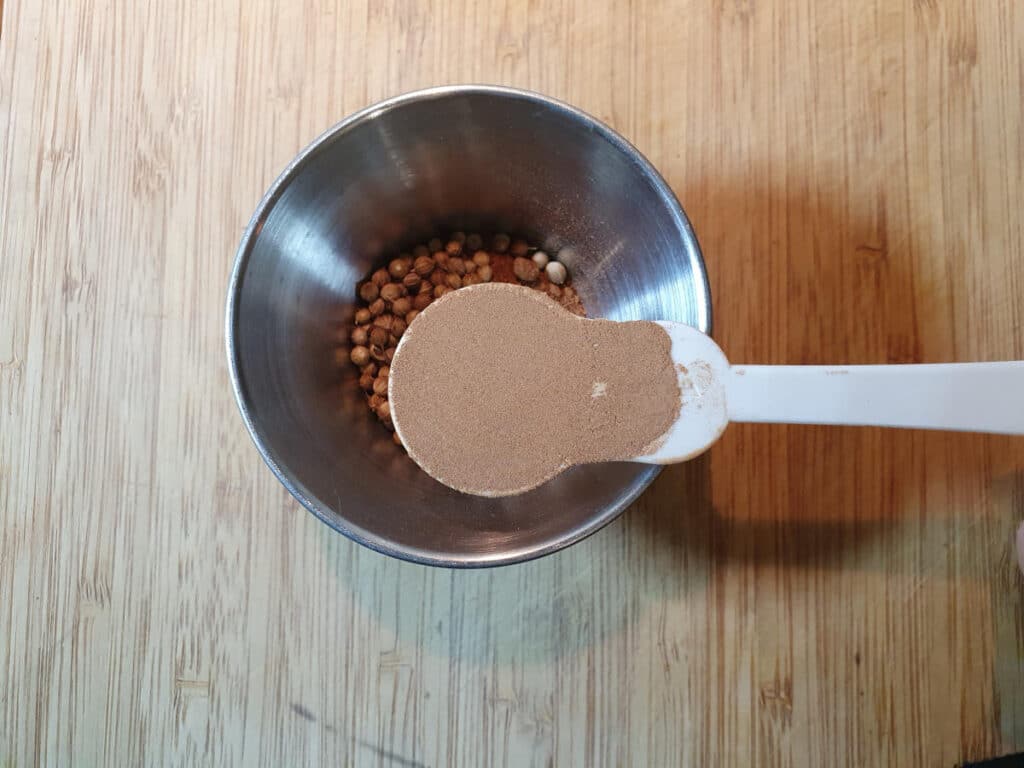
left=2, top=1, right=1023, bottom=766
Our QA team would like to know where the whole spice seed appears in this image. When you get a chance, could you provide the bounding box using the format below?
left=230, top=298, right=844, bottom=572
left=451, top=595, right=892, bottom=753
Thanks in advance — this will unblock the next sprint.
left=388, top=257, right=411, bottom=278
left=350, top=345, right=370, bottom=366
left=512, top=257, right=540, bottom=283
left=492, top=233, right=510, bottom=253
left=545, top=261, right=567, bottom=285
left=413, top=255, right=435, bottom=276
left=392, top=296, right=412, bottom=316
left=371, top=268, right=390, bottom=287
left=369, top=326, right=389, bottom=347
left=359, top=282, right=379, bottom=302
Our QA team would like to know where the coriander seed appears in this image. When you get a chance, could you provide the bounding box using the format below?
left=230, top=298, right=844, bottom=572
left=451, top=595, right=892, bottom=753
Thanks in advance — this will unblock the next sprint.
left=359, top=282, right=379, bottom=302
left=391, top=297, right=412, bottom=316
left=380, top=283, right=404, bottom=302
left=388, top=258, right=410, bottom=279
left=513, top=257, right=540, bottom=282
left=413, top=255, right=435, bottom=276
left=369, top=326, right=389, bottom=347
left=492, top=233, right=510, bottom=253
left=350, top=326, right=369, bottom=346
left=350, top=345, right=370, bottom=366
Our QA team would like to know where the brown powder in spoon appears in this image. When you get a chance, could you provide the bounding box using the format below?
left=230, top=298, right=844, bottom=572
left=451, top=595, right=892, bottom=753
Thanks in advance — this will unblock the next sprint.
left=389, top=283, right=680, bottom=496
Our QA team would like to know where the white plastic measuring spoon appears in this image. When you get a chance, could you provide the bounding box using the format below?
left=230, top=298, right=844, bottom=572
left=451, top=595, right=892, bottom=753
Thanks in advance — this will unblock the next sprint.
left=389, top=283, right=1024, bottom=496
left=639, top=321, right=1024, bottom=464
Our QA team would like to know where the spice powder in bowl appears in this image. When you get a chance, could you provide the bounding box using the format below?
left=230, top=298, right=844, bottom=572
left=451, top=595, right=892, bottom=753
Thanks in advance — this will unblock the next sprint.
left=389, top=283, right=681, bottom=496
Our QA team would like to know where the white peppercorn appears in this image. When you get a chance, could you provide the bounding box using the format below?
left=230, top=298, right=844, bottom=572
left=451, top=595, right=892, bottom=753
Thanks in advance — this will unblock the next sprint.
left=545, top=260, right=567, bottom=285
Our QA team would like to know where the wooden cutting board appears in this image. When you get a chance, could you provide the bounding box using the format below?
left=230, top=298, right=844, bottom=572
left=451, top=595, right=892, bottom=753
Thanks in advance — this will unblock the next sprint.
left=2, top=1, right=1022, bottom=765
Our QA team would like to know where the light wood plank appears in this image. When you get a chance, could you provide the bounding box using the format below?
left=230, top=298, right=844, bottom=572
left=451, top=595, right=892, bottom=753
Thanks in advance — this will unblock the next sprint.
left=2, top=1, right=1023, bottom=765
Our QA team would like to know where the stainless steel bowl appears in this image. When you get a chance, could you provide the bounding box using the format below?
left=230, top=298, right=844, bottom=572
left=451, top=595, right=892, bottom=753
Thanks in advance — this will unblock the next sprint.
left=226, top=85, right=711, bottom=566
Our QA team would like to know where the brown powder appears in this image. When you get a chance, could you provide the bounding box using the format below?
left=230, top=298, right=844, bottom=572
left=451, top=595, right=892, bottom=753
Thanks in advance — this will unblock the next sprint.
left=389, top=283, right=680, bottom=496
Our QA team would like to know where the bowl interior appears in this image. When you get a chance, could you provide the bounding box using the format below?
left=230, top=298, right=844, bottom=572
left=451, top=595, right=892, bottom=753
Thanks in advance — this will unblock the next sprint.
left=228, top=87, right=710, bottom=565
